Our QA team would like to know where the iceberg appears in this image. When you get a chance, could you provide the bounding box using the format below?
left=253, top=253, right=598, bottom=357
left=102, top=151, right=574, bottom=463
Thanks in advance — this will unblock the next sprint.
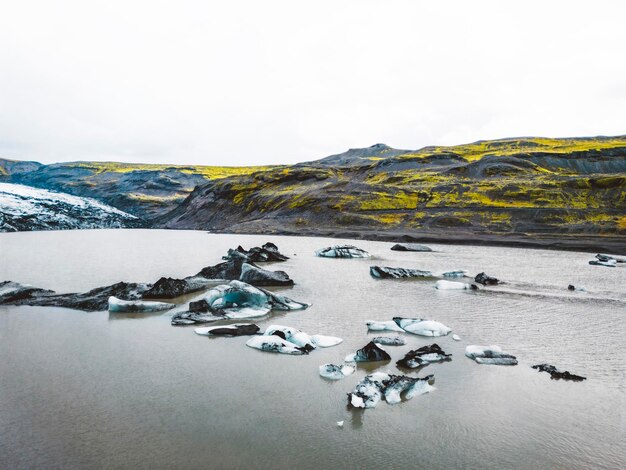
left=171, top=280, right=309, bottom=325
left=246, top=335, right=309, bottom=355
left=369, top=266, right=434, bottom=279
left=393, top=317, right=451, bottom=337
left=441, top=270, right=469, bottom=278
left=348, top=372, right=435, bottom=409
left=264, top=325, right=316, bottom=352
left=315, top=245, right=370, bottom=258
left=396, top=344, right=452, bottom=369
left=390, top=243, right=432, bottom=252
left=310, top=334, right=343, bottom=348
left=366, top=320, right=405, bottom=332
left=319, top=363, right=356, bottom=380
left=465, top=345, right=518, bottom=365
left=108, top=296, right=174, bottom=313
left=372, top=336, right=406, bottom=346
left=435, top=280, right=475, bottom=290
left=348, top=341, right=391, bottom=362
left=588, top=259, right=617, bottom=267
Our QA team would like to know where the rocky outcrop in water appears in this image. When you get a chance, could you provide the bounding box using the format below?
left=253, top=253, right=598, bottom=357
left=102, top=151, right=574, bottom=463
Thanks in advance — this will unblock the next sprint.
left=531, top=364, right=586, bottom=381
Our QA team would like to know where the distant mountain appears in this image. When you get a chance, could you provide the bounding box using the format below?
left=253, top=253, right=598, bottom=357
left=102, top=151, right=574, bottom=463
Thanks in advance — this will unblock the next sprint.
left=0, top=183, right=140, bottom=232
left=0, top=158, right=43, bottom=176
left=299, top=143, right=412, bottom=167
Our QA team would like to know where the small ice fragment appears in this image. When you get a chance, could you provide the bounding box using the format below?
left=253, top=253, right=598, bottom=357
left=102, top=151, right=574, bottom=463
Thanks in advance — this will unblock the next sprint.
left=452, top=334, right=461, bottom=341
left=336, top=421, right=344, bottom=427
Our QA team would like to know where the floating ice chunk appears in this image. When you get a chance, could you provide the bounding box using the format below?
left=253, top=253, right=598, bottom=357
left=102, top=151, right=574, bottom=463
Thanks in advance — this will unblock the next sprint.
left=315, top=245, right=370, bottom=258
left=366, top=320, right=404, bottom=332
left=319, top=363, right=356, bottom=380
left=589, top=259, right=617, bottom=267
left=347, top=372, right=435, bottom=408
left=396, top=344, right=452, bottom=369
left=171, top=280, right=309, bottom=325
left=311, top=334, right=343, bottom=348
left=405, top=375, right=436, bottom=399
left=441, top=270, right=468, bottom=278
left=108, top=296, right=174, bottom=313
left=372, top=336, right=406, bottom=346
left=390, top=243, right=432, bottom=252
left=393, top=317, right=451, bottom=337
left=352, top=341, right=391, bottom=362
left=370, top=266, right=433, bottom=279
left=336, top=421, right=344, bottom=427
left=246, top=335, right=308, bottom=355
left=264, top=324, right=316, bottom=351
left=452, top=334, right=461, bottom=341
left=435, top=280, right=474, bottom=290
left=465, top=345, right=518, bottom=365
left=194, top=323, right=260, bottom=336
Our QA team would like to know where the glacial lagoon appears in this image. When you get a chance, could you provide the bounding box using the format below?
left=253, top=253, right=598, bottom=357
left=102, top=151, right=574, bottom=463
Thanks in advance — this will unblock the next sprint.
left=0, top=229, right=624, bottom=469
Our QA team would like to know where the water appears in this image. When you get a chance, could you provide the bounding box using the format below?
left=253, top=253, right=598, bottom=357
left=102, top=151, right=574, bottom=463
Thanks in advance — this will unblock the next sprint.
left=0, top=229, right=624, bottom=469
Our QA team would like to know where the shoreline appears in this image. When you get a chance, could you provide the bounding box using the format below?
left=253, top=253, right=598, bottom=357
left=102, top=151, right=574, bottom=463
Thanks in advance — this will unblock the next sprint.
left=205, top=227, right=626, bottom=255
left=1, top=226, right=624, bottom=254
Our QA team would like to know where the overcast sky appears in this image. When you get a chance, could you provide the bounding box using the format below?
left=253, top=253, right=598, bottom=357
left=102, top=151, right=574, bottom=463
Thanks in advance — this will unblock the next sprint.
left=0, top=0, right=624, bottom=166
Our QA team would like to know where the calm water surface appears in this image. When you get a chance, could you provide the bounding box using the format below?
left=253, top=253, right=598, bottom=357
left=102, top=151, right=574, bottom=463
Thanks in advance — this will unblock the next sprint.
left=0, top=230, right=624, bottom=469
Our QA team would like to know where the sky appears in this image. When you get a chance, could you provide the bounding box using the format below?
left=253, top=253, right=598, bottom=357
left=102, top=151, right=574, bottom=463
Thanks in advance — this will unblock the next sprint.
left=0, top=0, right=625, bottom=166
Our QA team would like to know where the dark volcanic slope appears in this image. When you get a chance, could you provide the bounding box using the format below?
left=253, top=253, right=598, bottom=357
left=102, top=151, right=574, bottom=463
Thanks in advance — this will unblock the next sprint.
left=1, top=161, right=274, bottom=220
left=159, top=136, right=626, bottom=251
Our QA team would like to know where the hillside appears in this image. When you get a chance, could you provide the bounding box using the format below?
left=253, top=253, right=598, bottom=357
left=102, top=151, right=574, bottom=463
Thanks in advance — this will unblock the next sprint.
left=158, top=136, right=626, bottom=251
left=0, top=160, right=275, bottom=219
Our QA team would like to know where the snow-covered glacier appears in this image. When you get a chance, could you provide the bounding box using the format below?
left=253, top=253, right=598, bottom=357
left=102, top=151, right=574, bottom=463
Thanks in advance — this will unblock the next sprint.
left=0, top=183, right=140, bottom=231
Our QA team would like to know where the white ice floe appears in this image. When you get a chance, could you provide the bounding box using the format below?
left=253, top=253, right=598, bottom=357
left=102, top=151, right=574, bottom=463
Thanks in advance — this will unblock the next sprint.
left=108, top=296, right=174, bottom=313
left=435, top=280, right=473, bottom=290
left=452, top=334, right=461, bottom=341
left=263, top=326, right=343, bottom=351
left=465, top=345, right=518, bottom=365
left=366, top=320, right=404, bottom=332
left=441, top=270, right=469, bottom=278
left=319, top=363, right=356, bottom=380
left=372, top=336, right=406, bottom=346
left=394, top=317, right=451, bottom=337
left=315, top=245, right=370, bottom=258
left=347, top=372, right=435, bottom=409
left=310, top=334, right=343, bottom=348
left=245, top=335, right=307, bottom=355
